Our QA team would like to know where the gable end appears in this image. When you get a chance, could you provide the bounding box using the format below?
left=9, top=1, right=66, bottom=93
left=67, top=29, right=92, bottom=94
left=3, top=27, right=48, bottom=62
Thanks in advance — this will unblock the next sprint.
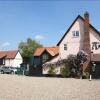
left=57, top=15, right=100, bottom=46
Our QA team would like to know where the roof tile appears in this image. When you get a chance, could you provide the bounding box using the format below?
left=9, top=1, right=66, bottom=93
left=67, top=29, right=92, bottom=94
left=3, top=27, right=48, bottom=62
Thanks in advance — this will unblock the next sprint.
left=0, top=50, right=18, bottom=59
left=33, top=47, right=59, bottom=57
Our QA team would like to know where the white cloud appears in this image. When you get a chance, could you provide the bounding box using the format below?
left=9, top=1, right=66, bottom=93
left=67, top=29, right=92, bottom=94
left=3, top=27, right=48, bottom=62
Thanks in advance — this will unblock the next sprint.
left=35, top=35, right=44, bottom=41
left=1, top=42, right=11, bottom=47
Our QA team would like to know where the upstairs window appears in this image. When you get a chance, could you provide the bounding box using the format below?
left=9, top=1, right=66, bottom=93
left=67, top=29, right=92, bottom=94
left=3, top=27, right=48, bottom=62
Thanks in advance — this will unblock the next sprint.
left=72, top=31, right=79, bottom=37
left=64, top=44, right=67, bottom=50
left=76, top=31, right=79, bottom=36
left=42, top=53, right=49, bottom=63
left=92, top=42, right=100, bottom=50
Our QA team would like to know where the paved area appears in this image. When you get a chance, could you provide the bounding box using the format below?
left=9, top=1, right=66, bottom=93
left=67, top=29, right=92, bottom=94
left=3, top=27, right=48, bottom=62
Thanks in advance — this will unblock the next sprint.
left=0, top=74, right=100, bottom=100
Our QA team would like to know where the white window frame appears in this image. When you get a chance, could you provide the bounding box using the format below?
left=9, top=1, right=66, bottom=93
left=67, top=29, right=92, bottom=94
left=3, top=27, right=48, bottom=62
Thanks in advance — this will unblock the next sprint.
left=72, top=31, right=79, bottom=37
left=64, top=44, right=67, bottom=50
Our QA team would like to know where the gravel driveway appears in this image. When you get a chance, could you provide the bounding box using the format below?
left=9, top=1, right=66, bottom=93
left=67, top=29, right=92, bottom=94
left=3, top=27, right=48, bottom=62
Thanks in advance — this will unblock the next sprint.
left=0, top=74, right=100, bottom=100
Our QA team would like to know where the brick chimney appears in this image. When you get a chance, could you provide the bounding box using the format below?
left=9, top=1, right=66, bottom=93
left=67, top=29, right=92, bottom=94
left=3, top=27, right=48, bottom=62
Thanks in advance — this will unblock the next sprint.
left=83, top=12, right=91, bottom=70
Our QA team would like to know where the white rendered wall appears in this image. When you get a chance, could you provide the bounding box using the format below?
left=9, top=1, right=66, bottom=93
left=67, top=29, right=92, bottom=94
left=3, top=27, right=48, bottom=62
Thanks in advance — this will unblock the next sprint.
left=13, top=52, right=23, bottom=67
left=90, top=29, right=100, bottom=54
left=5, top=52, right=23, bottom=67
left=59, top=18, right=100, bottom=59
left=59, top=18, right=84, bottom=59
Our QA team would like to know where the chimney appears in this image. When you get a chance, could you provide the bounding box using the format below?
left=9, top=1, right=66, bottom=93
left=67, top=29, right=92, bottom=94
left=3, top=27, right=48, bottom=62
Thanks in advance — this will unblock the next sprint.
left=83, top=12, right=91, bottom=70
left=83, top=12, right=91, bottom=55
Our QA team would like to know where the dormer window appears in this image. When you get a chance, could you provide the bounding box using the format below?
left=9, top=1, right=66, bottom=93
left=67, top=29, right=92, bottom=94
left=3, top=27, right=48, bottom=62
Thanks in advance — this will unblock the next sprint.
left=42, top=53, right=49, bottom=63
left=64, top=44, right=67, bottom=50
left=72, top=31, right=79, bottom=37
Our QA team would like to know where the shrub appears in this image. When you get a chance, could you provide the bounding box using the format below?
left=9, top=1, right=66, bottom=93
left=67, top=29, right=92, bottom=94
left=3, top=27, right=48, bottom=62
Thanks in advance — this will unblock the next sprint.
left=82, top=72, right=89, bottom=79
left=66, top=50, right=88, bottom=78
left=60, top=66, right=70, bottom=78
left=43, top=50, right=88, bottom=78
left=48, top=66, right=57, bottom=77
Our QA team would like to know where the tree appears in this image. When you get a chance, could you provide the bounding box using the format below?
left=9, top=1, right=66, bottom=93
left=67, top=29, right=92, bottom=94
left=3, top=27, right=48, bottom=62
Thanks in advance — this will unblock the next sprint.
left=67, top=55, right=77, bottom=77
left=18, top=38, right=43, bottom=58
left=67, top=50, right=88, bottom=78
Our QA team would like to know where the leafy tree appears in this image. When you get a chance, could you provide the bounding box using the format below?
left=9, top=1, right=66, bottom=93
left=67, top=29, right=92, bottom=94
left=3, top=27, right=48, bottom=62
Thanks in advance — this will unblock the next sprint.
left=18, top=38, right=43, bottom=58
left=67, top=50, right=88, bottom=78
left=67, top=55, right=77, bottom=77
left=76, top=50, right=88, bottom=78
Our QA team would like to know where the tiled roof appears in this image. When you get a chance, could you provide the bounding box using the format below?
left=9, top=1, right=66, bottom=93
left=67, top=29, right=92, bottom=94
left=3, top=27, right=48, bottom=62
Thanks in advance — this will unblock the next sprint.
left=0, top=50, right=18, bottom=59
left=33, top=47, right=59, bottom=57
left=33, top=48, right=45, bottom=56
left=0, top=53, right=6, bottom=59
left=46, top=47, right=59, bottom=56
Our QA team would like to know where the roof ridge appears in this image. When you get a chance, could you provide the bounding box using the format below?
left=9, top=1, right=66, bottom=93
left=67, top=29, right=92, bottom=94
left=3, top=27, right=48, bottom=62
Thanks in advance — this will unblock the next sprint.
left=34, top=47, right=59, bottom=56
left=0, top=50, right=18, bottom=52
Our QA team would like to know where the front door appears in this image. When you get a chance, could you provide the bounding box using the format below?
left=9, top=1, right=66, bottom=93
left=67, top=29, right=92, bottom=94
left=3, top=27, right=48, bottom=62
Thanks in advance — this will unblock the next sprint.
left=93, top=62, right=100, bottom=79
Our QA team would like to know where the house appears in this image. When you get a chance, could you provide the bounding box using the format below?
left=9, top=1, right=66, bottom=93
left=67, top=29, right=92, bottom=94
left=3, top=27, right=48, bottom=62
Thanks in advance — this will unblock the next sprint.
left=34, top=47, right=59, bottom=66
left=0, top=50, right=23, bottom=67
left=34, top=12, right=100, bottom=77
left=33, top=47, right=59, bottom=75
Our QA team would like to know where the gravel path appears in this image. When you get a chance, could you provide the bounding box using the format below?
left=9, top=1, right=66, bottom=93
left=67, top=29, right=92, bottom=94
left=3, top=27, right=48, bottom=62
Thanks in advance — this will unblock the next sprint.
left=0, top=74, right=100, bottom=100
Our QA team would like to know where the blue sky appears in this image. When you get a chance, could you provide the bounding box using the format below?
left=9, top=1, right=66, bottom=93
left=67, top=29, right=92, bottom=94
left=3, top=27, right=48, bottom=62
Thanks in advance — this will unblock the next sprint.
left=0, top=0, right=100, bottom=50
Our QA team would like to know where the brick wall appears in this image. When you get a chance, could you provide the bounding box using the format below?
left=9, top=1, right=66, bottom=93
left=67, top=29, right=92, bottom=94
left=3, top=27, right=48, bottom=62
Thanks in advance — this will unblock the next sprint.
left=83, top=12, right=91, bottom=70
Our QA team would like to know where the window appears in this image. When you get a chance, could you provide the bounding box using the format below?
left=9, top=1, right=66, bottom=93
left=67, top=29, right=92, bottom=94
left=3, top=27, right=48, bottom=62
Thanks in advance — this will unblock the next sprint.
left=92, top=42, right=100, bottom=50
left=42, top=54, right=49, bottom=63
left=72, top=31, right=79, bottom=37
left=76, top=31, right=79, bottom=36
left=72, top=31, right=76, bottom=37
left=64, top=44, right=67, bottom=50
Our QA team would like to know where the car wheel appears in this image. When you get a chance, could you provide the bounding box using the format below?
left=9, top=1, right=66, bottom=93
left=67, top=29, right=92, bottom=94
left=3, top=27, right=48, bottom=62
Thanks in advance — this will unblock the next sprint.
left=11, top=71, right=14, bottom=74
left=1, top=70, right=4, bottom=74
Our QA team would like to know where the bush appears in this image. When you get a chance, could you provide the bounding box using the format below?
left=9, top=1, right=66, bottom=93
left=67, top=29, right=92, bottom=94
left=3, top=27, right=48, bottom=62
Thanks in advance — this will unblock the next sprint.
left=48, top=66, right=57, bottom=77
left=44, top=50, right=88, bottom=78
left=60, top=66, right=70, bottom=77
left=66, top=51, right=88, bottom=78
left=82, top=72, right=89, bottom=79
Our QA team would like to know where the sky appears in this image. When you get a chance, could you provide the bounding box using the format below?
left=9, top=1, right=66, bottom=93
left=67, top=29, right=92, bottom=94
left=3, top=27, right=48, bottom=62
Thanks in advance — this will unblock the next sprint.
left=0, top=0, right=100, bottom=50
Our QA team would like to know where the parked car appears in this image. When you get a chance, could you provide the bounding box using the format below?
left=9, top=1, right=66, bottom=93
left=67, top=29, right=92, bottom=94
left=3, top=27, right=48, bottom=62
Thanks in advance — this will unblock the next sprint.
left=0, top=66, right=17, bottom=74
